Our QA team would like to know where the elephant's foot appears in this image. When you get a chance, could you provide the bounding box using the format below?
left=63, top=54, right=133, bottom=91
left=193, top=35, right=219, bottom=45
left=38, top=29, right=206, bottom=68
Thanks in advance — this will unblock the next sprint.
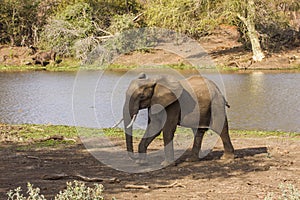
left=186, top=150, right=201, bottom=162
left=160, top=160, right=175, bottom=168
left=185, top=156, right=200, bottom=162
left=221, top=152, right=235, bottom=160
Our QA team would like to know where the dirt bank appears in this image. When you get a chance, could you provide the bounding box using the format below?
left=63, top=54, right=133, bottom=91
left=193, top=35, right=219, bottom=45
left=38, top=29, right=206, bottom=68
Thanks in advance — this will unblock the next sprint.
left=1, top=29, right=300, bottom=71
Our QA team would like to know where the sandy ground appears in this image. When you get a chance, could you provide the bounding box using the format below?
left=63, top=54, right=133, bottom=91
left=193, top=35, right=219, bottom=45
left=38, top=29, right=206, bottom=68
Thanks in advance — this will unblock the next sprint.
left=0, top=134, right=299, bottom=200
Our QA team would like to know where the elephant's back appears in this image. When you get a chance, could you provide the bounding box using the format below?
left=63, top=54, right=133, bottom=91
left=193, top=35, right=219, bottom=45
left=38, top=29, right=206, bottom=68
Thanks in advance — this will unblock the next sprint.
left=179, top=75, right=212, bottom=128
left=182, top=75, right=212, bottom=101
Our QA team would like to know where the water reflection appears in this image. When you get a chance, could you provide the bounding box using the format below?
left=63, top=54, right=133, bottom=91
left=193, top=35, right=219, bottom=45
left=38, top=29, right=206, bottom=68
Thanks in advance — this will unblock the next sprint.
left=0, top=71, right=299, bottom=132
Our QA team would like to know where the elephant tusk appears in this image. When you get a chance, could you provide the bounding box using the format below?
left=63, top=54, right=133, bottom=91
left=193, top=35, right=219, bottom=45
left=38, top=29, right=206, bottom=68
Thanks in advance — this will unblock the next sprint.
left=126, top=114, right=137, bottom=129
left=112, top=118, right=124, bottom=128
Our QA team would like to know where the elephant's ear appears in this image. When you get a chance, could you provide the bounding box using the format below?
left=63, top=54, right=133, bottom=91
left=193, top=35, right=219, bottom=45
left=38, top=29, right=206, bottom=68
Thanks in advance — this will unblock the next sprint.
left=151, top=76, right=183, bottom=113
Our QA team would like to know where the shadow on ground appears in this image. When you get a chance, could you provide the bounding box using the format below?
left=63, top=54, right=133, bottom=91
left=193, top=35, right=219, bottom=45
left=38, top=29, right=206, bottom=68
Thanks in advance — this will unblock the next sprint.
left=0, top=144, right=270, bottom=198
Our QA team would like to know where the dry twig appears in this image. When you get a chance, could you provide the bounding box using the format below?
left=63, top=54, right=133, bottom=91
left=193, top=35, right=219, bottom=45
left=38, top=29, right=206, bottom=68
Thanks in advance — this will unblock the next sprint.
left=42, top=173, right=120, bottom=183
left=124, top=181, right=185, bottom=190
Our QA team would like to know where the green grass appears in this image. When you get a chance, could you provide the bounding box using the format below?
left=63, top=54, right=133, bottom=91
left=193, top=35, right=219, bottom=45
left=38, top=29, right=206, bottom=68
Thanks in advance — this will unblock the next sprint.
left=0, top=58, right=81, bottom=72
left=0, top=61, right=217, bottom=72
left=230, top=129, right=299, bottom=138
left=0, top=65, right=47, bottom=72
left=1, top=124, right=78, bottom=149
left=2, top=61, right=300, bottom=72
left=1, top=124, right=299, bottom=150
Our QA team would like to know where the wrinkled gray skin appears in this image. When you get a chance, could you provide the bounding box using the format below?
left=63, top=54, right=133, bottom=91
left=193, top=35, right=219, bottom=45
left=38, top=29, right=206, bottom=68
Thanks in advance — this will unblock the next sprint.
left=123, top=73, right=234, bottom=167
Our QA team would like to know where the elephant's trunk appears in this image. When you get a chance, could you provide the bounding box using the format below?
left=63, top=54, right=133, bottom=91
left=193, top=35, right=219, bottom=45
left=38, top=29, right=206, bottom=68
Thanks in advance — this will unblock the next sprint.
left=123, top=99, right=139, bottom=160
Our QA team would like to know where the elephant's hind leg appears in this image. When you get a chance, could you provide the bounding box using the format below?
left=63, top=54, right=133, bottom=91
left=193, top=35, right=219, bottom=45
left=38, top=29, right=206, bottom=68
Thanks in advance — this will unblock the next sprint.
left=186, top=128, right=206, bottom=162
left=220, top=117, right=235, bottom=160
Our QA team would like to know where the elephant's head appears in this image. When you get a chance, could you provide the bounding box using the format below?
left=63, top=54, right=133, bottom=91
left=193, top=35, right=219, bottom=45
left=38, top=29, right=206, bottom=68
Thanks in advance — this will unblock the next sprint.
left=123, top=73, right=183, bottom=159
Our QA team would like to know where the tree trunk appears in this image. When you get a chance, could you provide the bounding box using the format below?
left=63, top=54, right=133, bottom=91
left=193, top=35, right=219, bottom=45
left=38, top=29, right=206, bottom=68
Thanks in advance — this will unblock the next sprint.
left=248, top=29, right=265, bottom=62
left=238, top=0, right=265, bottom=62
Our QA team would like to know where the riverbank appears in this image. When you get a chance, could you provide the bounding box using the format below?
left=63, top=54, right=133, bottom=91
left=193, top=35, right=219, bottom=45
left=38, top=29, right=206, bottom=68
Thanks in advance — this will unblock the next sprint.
left=1, top=124, right=299, bottom=199
left=1, top=33, right=300, bottom=72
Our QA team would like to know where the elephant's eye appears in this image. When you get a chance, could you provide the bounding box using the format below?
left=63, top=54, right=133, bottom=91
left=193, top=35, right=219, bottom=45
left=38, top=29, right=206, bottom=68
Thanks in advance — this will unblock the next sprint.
left=139, top=94, right=146, bottom=99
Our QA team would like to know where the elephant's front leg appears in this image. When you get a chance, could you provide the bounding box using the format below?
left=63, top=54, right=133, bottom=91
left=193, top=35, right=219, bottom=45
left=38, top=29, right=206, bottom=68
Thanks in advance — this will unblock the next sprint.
left=161, top=124, right=177, bottom=167
left=160, top=103, right=180, bottom=167
left=137, top=115, right=163, bottom=165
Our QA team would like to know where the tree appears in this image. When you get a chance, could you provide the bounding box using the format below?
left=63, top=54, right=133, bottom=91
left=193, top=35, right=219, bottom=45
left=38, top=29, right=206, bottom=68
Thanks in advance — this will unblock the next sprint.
left=238, top=0, right=265, bottom=61
left=222, top=0, right=265, bottom=61
left=0, top=0, right=40, bottom=46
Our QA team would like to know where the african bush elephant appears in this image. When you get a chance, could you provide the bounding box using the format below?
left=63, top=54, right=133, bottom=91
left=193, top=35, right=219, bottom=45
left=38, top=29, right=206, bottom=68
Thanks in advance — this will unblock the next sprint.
left=123, top=73, right=234, bottom=167
left=32, top=50, right=56, bottom=66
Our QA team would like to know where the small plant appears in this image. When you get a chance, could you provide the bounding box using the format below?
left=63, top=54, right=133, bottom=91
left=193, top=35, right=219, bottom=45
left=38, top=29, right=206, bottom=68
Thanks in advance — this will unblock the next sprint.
left=7, top=182, right=46, bottom=200
left=264, top=183, right=300, bottom=200
left=55, top=181, right=104, bottom=200
left=7, top=181, right=105, bottom=200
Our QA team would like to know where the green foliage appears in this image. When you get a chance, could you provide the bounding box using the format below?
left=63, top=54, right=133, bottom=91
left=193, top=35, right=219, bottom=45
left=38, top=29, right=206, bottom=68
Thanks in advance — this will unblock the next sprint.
left=7, top=181, right=105, bottom=200
left=39, top=2, right=95, bottom=57
left=219, top=0, right=299, bottom=51
left=55, top=181, right=104, bottom=200
left=0, top=0, right=299, bottom=62
left=143, top=0, right=220, bottom=37
left=0, top=0, right=39, bottom=45
left=39, top=1, right=143, bottom=60
left=0, top=0, right=57, bottom=46
left=109, top=13, right=138, bottom=34
left=7, top=182, right=46, bottom=200
left=85, top=27, right=157, bottom=66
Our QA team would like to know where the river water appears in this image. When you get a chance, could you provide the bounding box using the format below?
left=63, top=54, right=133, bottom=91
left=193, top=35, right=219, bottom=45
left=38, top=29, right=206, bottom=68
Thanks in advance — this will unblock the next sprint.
left=0, top=70, right=299, bottom=132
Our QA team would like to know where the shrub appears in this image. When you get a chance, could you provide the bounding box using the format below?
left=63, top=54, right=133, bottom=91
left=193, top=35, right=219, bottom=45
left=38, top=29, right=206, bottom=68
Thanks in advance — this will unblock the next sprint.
left=39, top=2, right=95, bottom=57
left=7, top=181, right=105, bottom=200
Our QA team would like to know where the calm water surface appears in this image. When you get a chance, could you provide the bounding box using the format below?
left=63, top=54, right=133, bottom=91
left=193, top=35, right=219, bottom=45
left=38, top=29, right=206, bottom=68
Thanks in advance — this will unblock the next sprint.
left=0, top=70, right=299, bottom=132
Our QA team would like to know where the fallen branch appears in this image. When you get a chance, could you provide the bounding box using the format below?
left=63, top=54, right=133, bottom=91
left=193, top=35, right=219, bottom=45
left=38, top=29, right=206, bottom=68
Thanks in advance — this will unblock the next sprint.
left=228, top=59, right=253, bottom=70
left=26, top=155, right=40, bottom=160
left=74, top=173, right=120, bottom=183
left=133, top=13, right=144, bottom=22
left=42, top=173, right=120, bottom=183
left=124, top=181, right=185, bottom=190
left=33, top=135, right=77, bottom=143
left=125, top=184, right=150, bottom=190
left=228, top=61, right=242, bottom=69
left=153, top=181, right=185, bottom=189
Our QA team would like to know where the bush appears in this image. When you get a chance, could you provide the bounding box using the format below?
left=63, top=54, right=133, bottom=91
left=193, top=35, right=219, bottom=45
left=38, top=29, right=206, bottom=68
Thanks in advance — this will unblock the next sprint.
left=7, top=181, right=105, bottom=200
left=39, top=2, right=95, bottom=57
left=39, top=1, right=143, bottom=61
left=55, top=181, right=104, bottom=200
left=143, top=0, right=220, bottom=37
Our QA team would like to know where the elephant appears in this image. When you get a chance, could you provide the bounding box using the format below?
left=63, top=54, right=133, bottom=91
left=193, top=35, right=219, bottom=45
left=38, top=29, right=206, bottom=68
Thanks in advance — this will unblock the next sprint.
left=32, top=50, right=56, bottom=66
left=123, top=73, right=234, bottom=167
